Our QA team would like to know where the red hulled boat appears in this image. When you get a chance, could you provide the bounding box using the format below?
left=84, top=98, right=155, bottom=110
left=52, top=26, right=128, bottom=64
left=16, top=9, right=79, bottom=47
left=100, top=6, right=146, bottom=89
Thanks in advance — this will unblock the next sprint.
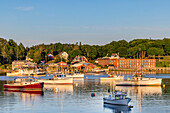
left=4, top=78, right=44, bottom=93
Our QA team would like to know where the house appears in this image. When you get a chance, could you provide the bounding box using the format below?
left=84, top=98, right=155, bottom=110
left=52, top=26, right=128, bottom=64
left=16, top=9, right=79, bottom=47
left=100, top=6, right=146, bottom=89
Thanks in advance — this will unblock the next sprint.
left=71, top=56, right=88, bottom=64
left=47, top=53, right=54, bottom=60
left=71, top=62, right=96, bottom=72
left=83, top=63, right=96, bottom=71
left=59, top=52, right=69, bottom=60
left=12, top=60, right=37, bottom=70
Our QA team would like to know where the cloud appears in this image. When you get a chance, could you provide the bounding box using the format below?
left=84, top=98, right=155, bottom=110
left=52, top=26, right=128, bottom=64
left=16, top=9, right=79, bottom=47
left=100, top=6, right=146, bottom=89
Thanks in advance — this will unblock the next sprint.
left=15, top=6, right=34, bottom=11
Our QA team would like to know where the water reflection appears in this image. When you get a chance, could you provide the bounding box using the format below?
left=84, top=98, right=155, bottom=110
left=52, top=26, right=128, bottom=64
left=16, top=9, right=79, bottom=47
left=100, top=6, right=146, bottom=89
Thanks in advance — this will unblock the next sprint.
left=104, top=104, right=131, bottom=113
left=0, top=74, right=170, bottom=113
left=44, top=84, right=73, bottom=94
left=4, top=91, right=44, bottom=107
left=115, top=86, right=162, bottom=96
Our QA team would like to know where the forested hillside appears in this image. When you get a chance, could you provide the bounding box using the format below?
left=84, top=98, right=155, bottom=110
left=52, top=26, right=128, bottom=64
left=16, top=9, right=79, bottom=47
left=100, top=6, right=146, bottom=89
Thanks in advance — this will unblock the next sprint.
left=0, top=38, right=170, bottom=65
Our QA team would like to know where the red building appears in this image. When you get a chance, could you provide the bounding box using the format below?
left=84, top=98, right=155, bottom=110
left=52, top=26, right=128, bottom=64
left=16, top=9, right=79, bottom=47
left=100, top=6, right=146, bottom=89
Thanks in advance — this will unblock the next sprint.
left=97, top=54, right=156, bottom=69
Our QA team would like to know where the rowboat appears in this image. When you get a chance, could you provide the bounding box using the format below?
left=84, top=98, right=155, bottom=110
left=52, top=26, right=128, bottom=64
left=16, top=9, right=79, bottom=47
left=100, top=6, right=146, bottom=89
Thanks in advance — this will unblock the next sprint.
left=4, top=78, right=44, bottom=93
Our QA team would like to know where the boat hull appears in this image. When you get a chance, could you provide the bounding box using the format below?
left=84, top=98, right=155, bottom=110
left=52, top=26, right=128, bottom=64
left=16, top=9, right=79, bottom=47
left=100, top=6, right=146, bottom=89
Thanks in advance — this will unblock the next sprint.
left=104, top=104, right=132, bottom=112
left=66, top=74, right=84, bottom=78
left=103, top=98, right=131, bottom=106
left=38, top=78, right=73, bottom=85
left=4, top=82, right=44, bottom=93
left=100, top=76, right=124, bottom=80
left=116, top=78, right=162, bottom=86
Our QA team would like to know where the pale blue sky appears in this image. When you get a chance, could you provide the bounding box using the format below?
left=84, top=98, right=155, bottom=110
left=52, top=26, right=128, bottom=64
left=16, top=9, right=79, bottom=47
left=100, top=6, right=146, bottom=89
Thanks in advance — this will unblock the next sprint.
left=0, top=0, right=170, bottom=47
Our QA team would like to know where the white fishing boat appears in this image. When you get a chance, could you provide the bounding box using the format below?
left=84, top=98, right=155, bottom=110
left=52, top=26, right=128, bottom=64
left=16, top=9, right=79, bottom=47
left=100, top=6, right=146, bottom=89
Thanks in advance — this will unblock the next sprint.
left=38, top=74, right=73, bottom=85
left=66, top=72, right=84, bottom=78
left=7, top=69, right=46, bottom=77
left=100, top=74, right=124, bottom=80
left=116, top=72, right=162, bottom=86
left=103, top=91, right=131, bottom=105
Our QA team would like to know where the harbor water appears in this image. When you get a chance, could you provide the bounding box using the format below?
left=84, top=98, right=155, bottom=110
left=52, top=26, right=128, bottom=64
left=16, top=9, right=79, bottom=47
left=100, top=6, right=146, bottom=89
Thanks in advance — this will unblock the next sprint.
left=0, top=74, right=170, bottom=113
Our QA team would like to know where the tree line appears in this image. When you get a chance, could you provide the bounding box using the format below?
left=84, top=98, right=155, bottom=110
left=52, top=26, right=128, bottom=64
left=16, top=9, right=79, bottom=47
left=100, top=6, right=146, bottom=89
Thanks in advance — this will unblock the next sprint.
left=0, top=38, right=170, bottom=65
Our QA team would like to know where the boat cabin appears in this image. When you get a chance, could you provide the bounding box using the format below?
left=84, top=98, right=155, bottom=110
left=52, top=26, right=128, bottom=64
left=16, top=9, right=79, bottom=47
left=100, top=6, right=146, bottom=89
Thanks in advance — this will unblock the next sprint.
left=15, top=78, right=37, bottom=83
left=111, top=92, right=127, bottom=100
left=55, top=74, right=66, bottom=78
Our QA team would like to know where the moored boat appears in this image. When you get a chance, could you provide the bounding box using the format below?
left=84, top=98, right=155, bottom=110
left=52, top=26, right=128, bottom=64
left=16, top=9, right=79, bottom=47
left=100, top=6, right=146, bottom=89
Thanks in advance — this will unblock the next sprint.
left=116, top=71, right=162, bottom=86
left=4, top=78, right=44, bottom=93
left=116, top=78, right=162, bottom=86
left=38, top=74, right=73, bottom=85
left=100, top=74, right=124, bottom=80
left=103, top=91, right=131, bottom=106
left=66, top=72, right=84, bottom=78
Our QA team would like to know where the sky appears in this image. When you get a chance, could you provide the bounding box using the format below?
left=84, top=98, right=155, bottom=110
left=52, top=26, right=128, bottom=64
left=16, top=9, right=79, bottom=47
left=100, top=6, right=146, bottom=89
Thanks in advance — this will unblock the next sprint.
left=0, top=0, right=170, bottom=47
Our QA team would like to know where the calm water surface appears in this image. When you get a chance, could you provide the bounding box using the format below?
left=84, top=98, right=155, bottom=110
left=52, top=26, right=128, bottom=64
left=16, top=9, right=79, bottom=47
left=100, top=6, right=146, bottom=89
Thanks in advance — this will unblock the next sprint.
left=0, top=74, right=170, bottom=113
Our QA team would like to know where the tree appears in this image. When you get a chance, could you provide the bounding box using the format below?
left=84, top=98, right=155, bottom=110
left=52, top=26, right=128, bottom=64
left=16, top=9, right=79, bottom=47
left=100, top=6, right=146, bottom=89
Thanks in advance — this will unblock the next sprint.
left=1, top=45, right=9, bottom=64
left=69, top=50, right=82, bottom=60
left=9, top=47, right=15, bottom=63
left=18, top=43, right=26, bottom=60
left=118, top=40, right=129, bottom=47
left=33, top=50, right=42, bottom=63
left=163, top=38, right=170, bottom=55
left=127, top=47, right=138, bottom=58
left=27, top=49, right=34, bottom=59
left=118, top=47, right=127, bottom=57
left=147, top=47, right=165, bottom=57
left=55, top=54, right=66, bottom=62
left=8, top=39, right=17, bottom=47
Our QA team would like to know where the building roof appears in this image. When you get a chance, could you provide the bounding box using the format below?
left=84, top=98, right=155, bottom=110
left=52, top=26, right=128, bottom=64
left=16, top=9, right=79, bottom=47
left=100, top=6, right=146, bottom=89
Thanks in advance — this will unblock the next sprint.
left=57, top=61, right=67, bottom=65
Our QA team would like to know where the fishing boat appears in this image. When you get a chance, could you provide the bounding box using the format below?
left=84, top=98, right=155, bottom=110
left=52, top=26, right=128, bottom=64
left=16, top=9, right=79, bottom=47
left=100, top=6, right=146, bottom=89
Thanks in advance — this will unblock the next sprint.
left=6, top=69, right=46, bottom=77
left=38, top=74, right=73, bottom=85
left=66, top=72, right=84, bottom=78
left=4, top=78, right=44, bottom=93
left=116, top=72, right=162, bottom=86
left=103, top=91, right=131, bottom=105
left=100, top=74, right=124, bottom=80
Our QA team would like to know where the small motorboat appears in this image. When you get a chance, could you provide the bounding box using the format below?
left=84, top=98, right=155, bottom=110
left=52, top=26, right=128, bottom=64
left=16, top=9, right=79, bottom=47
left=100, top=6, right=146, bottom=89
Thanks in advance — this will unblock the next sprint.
left=4, top=78, right=44, bottom=93
left=103, top=91, right=131, bottom=106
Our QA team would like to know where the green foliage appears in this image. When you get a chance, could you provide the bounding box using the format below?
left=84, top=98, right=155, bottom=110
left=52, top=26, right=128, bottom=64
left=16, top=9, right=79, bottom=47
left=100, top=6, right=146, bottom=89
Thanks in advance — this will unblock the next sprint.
left=69, top=49, right=82, bottom=59
left=0, top=65, right=5, bottom=69
left=118, top=47, right=127, bottom=57
left=163, top=38, right=170, bottom=55
left=33, top=50, right=42, bottom=63
left=55, top=54, right=62, bottom=62
left=127, top=47, right=138, bottom=57
left=156, top=61, right=170, bottom=67
left=147, top=47, right=165, bottom=56
left=0, top=37, right=170, bottom=66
